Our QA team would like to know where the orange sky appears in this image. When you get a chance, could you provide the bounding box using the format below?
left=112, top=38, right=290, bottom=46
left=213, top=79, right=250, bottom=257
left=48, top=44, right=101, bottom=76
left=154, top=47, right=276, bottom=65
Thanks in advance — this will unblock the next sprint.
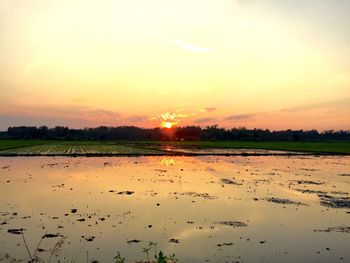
left=0, top=0, right=349, bottom=130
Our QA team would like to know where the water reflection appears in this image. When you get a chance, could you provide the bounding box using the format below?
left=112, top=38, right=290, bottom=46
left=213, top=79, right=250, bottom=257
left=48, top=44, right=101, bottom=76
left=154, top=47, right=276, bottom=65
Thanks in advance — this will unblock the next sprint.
left=0, top=156, right=349, bottom=263
left=161, top=157, right=176, bottom=166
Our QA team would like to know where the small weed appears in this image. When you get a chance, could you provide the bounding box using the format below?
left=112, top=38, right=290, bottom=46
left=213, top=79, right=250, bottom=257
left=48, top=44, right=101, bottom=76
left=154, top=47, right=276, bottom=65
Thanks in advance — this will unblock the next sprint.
left=113, top=252, right=125, bottom=263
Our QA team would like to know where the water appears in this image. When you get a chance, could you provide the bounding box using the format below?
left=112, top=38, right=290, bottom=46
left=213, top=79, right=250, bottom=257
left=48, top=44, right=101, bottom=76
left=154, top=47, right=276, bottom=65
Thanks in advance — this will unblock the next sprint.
left=0, top=156, right=349, bottom=262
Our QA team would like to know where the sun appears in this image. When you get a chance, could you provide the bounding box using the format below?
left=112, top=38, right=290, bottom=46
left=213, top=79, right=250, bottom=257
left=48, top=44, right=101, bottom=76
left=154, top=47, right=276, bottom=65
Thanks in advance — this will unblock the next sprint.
left=159, top=112, right=178, bottom=129
left=162, top=121, right=173, bottom=129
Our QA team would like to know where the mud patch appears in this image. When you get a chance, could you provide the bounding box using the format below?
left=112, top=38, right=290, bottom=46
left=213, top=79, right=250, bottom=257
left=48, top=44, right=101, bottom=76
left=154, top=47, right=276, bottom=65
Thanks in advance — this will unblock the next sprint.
left=319, top=195, right=350, bottom=208
left=217, top=242, right=234, bottom=247
left=7, top=228, right=25, bottom=235
left=220, top=178, right=242, bottom=185
left=314, top=226, right=350, bottom=233
left=292, top=180, right=325, bottom=185
left=171, top=192, right=217, bottom=200
left=110, top=190, right=135, bottom=195
left=127, top=239, right=141, bottom=244
left=294, top=189, right=327, bottom=195
left=42, top=233, right=63, bottom=238
left=214, top=221, right=248, bottom=228
left=265, top=197, right=308, bottom=206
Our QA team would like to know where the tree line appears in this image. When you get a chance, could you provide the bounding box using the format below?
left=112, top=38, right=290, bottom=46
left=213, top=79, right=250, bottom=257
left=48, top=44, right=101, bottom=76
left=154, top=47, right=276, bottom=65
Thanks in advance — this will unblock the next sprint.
left=1, top=125, right=349, bottom=141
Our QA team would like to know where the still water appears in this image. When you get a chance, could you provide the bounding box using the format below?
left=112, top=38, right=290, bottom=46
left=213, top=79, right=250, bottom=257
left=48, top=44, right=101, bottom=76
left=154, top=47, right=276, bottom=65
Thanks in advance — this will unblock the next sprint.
left=0, top=156, right=349, bottom=262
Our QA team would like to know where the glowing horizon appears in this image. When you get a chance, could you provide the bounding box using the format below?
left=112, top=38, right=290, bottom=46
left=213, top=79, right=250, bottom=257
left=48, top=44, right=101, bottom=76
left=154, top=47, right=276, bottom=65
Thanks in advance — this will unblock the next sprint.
left=1, top=0, right=349, bottom=131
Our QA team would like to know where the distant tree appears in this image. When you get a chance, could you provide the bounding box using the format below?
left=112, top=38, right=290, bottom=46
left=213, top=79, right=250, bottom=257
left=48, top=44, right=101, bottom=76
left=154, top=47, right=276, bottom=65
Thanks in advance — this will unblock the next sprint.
left=4, top=126, right=350, bottom=141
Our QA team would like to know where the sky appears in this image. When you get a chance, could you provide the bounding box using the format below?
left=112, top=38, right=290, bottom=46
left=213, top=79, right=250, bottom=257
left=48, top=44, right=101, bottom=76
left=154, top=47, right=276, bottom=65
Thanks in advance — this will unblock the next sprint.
left=1, top=0, right=349, bottom=130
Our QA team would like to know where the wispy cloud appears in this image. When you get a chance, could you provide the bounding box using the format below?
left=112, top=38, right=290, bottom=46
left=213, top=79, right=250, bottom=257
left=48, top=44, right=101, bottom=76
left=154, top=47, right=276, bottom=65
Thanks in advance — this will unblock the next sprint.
left=225, top=114, right=255, bottom=121
left=199, top=107, right=217, bottom=112
left=126, top=115, right=148, bottom=122
left=193, top=117, right=218, bottom=124
left=280, top=98, right=350, bottom=112
left=173, top=37, right=212, bottom=53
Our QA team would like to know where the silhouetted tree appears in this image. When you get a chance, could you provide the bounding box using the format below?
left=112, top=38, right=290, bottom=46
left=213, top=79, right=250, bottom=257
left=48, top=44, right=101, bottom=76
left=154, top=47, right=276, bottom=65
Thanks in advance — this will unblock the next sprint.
left=3, top=126, right=350, bottom=141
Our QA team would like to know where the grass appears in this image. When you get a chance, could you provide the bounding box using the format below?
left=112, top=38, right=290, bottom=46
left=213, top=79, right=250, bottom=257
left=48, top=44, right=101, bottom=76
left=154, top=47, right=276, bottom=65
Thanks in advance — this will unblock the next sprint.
left=2, top=230, right=178, bottom=263
left=0, top=139, right=349, bottom=155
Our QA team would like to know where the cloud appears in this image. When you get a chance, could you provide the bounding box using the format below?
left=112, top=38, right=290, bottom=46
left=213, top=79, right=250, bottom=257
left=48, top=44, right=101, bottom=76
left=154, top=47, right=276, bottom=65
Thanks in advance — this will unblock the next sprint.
left=79, top=109, right=120, bottom=120
left=0, top=103, right=153, bottom=130
left=225, top=114, right=255, bottom=121
left=280, top=98, right=350, bottom=112
left=126, top=115, right=147, bottom=122
left=173, top=37, right=212, bottom=53
left=199, top=107, right=217, bottom=113
left=193, top=117, right=218, bottom=124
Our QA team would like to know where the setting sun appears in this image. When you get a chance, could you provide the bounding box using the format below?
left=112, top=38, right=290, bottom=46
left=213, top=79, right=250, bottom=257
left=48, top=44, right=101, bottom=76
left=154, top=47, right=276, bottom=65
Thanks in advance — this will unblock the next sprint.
left=160, top=112, right=178, bottom=129
left=162, top=122, right=173, bottom=129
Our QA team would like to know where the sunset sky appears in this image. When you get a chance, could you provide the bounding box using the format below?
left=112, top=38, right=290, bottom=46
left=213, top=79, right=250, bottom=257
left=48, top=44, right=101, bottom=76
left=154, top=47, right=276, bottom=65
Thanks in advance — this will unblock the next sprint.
left=1, top=0, right=349, bottom=130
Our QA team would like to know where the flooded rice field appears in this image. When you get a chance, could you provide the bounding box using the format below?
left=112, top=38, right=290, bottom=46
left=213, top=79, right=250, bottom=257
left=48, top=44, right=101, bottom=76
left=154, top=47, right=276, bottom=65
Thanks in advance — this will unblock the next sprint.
left=0, top=156, right=349, bottom=262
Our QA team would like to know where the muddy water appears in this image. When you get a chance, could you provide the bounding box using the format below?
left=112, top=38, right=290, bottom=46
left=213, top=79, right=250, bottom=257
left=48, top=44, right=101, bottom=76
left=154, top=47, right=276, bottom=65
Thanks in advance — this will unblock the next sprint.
left=0, top=156, right=349, bottom=263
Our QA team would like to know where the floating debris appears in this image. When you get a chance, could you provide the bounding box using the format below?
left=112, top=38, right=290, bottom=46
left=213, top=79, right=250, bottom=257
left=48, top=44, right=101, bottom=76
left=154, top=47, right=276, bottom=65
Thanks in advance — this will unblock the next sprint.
left=169, top=238, right=180, bottom=243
